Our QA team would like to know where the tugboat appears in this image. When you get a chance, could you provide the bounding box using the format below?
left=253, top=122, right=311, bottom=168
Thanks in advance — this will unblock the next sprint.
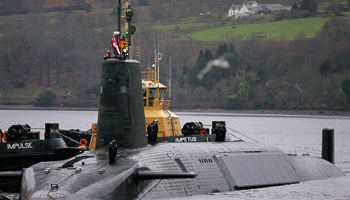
left=0, top=123, right=83, bottom=191
left=0, top=123, right=83, bottom=171
left=141, top=62, right=181, bottom=138
left=141, top=50, right=218, bottom=143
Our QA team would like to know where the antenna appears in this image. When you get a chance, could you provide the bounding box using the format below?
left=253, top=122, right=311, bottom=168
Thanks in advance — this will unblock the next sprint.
left=117, top=0, right=121, bottom=41
left=169, top=55, right=171, bottom=100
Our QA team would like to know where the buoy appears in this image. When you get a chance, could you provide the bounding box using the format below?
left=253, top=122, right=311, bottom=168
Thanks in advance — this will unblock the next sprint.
left=80, top=139, right=88, bottom=146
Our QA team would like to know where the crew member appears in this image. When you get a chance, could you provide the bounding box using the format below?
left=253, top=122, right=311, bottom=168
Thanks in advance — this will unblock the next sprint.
left=148, top=119, right=158, bottom=145
left=109, top=139, right=118, bottom=164
left=215, top=123, right=226, bottom=142
left=147, top=123, right=152, bottom=144
left=119, top=35, right=128, bottom=55
left=0, top=128, right=3, bottom=143
left=104, top=50, right=111, bottom=59
left=111, top=31, right=120, bottom=55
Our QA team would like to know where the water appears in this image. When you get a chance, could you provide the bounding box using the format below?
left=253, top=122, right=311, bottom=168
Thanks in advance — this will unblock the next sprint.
left=174, top=112, right=350, bottom=200
left=1, top=110, right=350, bottom=199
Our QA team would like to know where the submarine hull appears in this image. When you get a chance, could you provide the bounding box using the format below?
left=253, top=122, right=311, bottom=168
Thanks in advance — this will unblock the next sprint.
left=20, top=142, right=344, bottom=199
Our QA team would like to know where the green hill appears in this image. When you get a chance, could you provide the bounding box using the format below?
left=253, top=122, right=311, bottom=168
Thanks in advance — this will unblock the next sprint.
left=179, top=17, right=330, bottom=41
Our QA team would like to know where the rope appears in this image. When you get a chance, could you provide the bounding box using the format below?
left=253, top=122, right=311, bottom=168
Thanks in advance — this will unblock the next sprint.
left=203, top=124, right=257, bottom=142
left=226, top=127, right=258, bottom=142
left=139, top=179, right=163, bottom=199
left=0, top=190, right=13, bottom=200
left=47, top=171, right=80, bottom=200
left=56, top=131, right=81, bottom=145
left=226, top=132, right=243, bottom=140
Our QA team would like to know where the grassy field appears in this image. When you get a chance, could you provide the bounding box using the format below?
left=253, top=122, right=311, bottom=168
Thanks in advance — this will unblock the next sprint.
left=179, top=17, right=330, bottom=41
left=155, top=22, right=208, bottom=31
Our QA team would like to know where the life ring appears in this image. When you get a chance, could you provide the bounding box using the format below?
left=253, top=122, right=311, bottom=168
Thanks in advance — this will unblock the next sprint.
left=80, top=139, right=88, bottom=146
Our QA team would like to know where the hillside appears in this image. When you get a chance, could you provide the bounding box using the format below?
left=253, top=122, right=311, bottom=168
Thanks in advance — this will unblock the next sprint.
left=1, top=0, right=350, bottom=110
left=179, top=17, right=330, bottom=41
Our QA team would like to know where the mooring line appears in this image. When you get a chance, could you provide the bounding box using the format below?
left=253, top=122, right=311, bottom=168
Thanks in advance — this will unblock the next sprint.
left=226, top=127, right=258, bottom=142
left=0, top=190, right=13, bottom=200
left=47, top=170, right=80, bottom=200
left=226, top=132, right=243, bottom=141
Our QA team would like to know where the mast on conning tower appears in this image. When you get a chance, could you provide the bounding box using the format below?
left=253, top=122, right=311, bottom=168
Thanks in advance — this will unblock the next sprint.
left=104, top=0, right=136, bottom=60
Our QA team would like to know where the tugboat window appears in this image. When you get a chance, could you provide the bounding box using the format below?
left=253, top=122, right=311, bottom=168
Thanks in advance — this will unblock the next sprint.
left=149, top=88, right=155, bottom=106
left=157, top=89, right=161, bottom=99
left=161, top=89, right=165, bottom=99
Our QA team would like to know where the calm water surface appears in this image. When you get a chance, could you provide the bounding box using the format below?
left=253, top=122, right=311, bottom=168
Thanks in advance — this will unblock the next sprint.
left=1, top=110, right=349, bottom=199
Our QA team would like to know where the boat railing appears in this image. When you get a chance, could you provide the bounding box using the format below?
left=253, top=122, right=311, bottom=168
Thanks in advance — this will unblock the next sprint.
left=149, top=99, right=170, bottom=110
left=162, top=100, right=170, bottom=110
left=141, top=71, right=156, bottom=82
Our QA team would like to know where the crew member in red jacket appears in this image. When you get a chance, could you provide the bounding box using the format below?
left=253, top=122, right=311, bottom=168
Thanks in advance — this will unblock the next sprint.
left=111, top=31, right=120, bottom=55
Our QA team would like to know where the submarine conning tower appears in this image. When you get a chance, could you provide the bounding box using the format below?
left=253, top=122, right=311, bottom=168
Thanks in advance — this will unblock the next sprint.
left=97, top=58, right=147, bottom=149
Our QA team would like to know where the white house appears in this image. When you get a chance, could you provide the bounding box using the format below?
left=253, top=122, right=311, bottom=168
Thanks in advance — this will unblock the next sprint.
left=228, top=4, right=250, bottom=16
left=228, top=1, right=292, bottom=16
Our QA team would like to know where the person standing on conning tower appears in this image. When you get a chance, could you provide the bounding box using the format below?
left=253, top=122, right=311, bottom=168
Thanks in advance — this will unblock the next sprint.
left=111, top=31, right=121, bottom=55
left=119, top=35, right=128, bottom=55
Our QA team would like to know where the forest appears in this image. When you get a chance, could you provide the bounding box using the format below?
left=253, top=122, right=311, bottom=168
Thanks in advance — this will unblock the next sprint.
left=0, top=0, right=350, bottom=110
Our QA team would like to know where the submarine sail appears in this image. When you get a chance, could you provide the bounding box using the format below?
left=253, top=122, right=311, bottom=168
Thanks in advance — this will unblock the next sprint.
left=97, top=59, right=147, bottom=149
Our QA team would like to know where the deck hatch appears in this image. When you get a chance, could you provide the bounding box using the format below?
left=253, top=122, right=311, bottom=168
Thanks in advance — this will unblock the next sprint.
left=214, top=153, right=300, bottom=189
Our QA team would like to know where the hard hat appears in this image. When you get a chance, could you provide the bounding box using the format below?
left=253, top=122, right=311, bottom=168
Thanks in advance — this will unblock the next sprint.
left=113, top=31, right=120, bottom=36
left=155, top=119, right=158, bottom=122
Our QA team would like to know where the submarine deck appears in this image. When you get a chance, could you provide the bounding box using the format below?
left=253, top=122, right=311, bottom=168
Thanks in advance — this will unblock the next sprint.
left=21, top=142, right=344, bottom=200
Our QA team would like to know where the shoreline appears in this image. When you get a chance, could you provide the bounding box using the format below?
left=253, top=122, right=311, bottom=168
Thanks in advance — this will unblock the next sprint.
left=172, top=108, right=350, bottom=116
left=1, top=105, right=350, bottom=116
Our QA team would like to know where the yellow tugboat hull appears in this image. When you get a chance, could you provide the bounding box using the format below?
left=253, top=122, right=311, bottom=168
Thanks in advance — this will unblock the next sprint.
left=145, top=110, right=182, bottom=137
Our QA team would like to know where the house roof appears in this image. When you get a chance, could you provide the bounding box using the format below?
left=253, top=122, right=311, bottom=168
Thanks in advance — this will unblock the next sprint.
left=230, top=5, right=243, bottom=10
left=244, top=1, right=258, bottom=6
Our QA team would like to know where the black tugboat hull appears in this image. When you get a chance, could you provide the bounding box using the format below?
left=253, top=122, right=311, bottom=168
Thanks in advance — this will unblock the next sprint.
left=0, top=138, right=83, bottom=171
left=0, top=137, right=82, bottom=191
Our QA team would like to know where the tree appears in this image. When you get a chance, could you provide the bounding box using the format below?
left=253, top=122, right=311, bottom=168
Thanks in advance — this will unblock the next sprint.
left=300, top=10, right=310, bottom=17
left=204, top=49, right=213, bottom=62
left=318, top=18, right=350, bottom=43
left=40, top=40, right=63, bottom=86
left=196, top=49, right=206, bottom=69
left=215, top=43, right=228, bottom=58
left=300, top=0, right=318, bottom=13
left=292, top=2, right=299, bottom=10
left=35, top=90, right=57, bottom=106
left=341, top=75, right=350, bottom=105
left=275, top=10, right=290, bottom=21
left=319, top=59, right=333, bottom=76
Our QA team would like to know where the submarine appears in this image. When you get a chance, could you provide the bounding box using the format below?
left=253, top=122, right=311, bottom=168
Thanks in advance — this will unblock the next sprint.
left=20, top=1, right=344, bottom=199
